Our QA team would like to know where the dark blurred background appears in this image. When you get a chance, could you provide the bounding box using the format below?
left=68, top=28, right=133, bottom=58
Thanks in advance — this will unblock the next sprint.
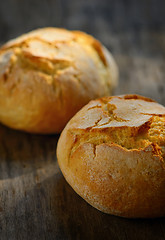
left=0, top=0, right=165, bottom=103
left=0, top=0, right=165, bottom=41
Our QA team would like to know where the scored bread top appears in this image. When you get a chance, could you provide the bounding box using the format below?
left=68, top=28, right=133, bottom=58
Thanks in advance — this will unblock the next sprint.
left=0, top=27, right=118, bottom=93
left=66, top=94, right=165, bottom=158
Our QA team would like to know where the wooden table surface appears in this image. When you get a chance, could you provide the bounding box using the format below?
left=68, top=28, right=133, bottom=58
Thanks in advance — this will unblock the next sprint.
left=0, top=0, right=165, bottom=239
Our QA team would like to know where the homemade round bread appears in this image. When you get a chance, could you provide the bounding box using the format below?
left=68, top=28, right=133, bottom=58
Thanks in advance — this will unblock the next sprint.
left=0, top=28, right=118, bottom=133
left=57, top=94, right=165, bottom=218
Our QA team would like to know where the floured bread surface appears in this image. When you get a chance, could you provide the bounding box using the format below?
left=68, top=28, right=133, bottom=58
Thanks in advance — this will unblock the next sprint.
left=0, top=28, right=118, bottom=133
left=57, top=94, right=165, bottom=218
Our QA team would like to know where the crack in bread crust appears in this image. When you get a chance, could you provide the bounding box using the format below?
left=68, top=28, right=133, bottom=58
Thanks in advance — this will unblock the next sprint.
left=68, top=95, right=165, bottom=160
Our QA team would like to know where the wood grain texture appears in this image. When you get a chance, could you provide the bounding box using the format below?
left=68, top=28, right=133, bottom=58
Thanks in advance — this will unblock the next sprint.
left=0, top=0, right=165, bottom=239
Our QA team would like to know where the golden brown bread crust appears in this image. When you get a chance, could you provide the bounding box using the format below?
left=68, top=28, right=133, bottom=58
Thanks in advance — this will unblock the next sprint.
left=0, top=28, right=118, bottom=133
left=57, top=94, right=165, bottom=218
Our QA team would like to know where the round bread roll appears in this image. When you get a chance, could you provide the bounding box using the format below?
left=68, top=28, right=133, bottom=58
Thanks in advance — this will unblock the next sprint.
left=57, top=94, right=165, bottom=218
left=0, top=28, right=118, bottom=133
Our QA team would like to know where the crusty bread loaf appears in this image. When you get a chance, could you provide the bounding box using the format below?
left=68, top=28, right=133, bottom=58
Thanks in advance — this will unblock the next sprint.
left=0, top=28, right=118, bottom=133
left=57, top=94, right=165, bottom=218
